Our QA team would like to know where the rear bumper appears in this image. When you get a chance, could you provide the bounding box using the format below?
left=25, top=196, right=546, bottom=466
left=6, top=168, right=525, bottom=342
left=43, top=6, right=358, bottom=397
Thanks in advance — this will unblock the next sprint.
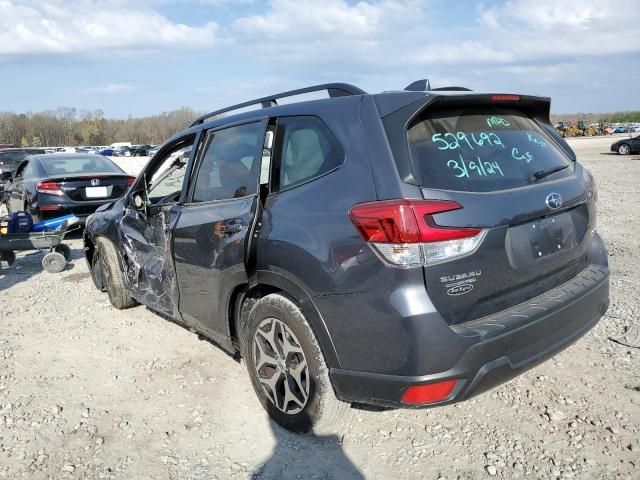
left=329, top=262, right=609, bottom=409
left=34, top=204, right=108, bottom=223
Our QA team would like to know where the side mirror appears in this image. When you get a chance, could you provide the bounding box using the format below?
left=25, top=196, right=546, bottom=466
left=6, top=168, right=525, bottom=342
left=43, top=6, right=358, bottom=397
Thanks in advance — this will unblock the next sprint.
left=132, top=192, right=145, bottom=210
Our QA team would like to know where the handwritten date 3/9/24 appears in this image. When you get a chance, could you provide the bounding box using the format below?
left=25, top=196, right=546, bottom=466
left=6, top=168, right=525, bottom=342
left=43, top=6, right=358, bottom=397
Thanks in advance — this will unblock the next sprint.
left=447, top=154, right=505, bottom=179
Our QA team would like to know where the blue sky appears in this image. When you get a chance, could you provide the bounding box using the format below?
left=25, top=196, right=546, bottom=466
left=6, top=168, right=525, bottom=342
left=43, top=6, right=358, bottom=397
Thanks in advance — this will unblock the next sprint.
left=1, top=0, right=639, bottom=118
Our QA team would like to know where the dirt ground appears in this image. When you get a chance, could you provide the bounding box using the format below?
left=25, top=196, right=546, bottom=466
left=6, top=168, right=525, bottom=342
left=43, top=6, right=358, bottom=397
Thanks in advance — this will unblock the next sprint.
left=0, top=135, right=638, bottom=479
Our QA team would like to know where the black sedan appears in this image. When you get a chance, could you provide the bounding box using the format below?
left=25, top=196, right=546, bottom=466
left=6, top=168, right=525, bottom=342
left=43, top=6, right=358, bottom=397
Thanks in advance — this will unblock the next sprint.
left=611, top=135, right=640, bottom=155
left=2, top=154, right=135, bottom=223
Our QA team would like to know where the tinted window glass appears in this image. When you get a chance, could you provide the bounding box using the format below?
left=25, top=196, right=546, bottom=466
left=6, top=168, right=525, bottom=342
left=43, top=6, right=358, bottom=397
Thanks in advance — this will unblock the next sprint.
left=277, top=116, right=343, bottom=190
left=407, top=107, right=571, bottom=192
left=192, top=122, right=263, bottom=203
left=41, top=156, right=122, bottom=176
left=147, top=142, right=193, bottom=203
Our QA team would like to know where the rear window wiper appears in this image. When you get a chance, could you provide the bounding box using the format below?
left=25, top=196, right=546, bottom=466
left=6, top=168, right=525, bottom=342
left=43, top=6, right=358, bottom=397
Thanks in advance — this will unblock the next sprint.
left=528, top=165, right=569, bottom=183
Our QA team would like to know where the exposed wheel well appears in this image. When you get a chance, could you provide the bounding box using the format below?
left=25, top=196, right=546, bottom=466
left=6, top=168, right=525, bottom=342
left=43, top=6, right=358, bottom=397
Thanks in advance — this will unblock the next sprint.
left=84, top=235, right=96, bottom=266
left=229, top=283, right=282, bottom=355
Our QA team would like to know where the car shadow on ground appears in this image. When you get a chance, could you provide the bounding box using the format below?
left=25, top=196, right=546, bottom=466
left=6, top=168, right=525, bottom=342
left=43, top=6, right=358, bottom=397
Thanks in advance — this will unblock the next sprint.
left=0, top=251, right=76, bottom=290
left=250, top=419, right=364, bottom=480
left=599, top=152, right=640, bottom=159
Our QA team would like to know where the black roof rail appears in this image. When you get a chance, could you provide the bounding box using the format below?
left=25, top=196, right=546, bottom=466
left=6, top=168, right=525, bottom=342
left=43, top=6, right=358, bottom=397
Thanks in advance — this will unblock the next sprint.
left=189, top=82, right=367, bottom=127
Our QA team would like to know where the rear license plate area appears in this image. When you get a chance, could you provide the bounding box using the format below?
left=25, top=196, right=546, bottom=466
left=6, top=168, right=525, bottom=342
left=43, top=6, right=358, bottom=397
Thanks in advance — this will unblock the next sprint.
left=506, top=211, right=579, bottom=269
left=85, top=186, right=108, bottom=198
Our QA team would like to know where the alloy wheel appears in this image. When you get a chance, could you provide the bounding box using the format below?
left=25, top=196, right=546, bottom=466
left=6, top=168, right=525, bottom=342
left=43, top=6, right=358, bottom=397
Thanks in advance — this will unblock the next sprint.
left=253, top=317, right=310, bottom=415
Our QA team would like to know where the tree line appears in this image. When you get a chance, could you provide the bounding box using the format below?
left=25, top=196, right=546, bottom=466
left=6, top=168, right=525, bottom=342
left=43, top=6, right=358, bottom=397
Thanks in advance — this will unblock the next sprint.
left=2, top=107, right=638, bottom=149
left=0, top=107, right=203, bottom=147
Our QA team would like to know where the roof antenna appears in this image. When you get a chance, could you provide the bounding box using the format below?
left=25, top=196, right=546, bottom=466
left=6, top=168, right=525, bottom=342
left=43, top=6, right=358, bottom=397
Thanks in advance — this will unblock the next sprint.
left=404, top=79, right=431, bottom=91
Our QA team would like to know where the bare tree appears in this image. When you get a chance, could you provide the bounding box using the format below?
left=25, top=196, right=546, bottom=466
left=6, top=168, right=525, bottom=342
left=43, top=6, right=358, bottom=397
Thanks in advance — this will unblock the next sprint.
left=0, top=107, right=204, bottom=147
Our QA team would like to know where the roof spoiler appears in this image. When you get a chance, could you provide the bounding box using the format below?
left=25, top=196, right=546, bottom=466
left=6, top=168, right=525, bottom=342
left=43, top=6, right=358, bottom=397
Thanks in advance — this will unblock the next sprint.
left=404, top=79, right=472, bottom=92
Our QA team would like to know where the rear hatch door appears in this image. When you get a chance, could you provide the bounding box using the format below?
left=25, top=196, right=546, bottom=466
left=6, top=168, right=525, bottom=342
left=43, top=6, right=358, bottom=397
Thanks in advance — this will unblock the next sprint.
left=388, top=95, right=597, bottom=325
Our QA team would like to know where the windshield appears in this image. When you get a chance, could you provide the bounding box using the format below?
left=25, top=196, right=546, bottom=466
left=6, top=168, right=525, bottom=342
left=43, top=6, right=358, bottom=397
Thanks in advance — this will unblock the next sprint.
left=41, top=156, right=123, bottom=176
left=407, top=107, right=572, bottom=192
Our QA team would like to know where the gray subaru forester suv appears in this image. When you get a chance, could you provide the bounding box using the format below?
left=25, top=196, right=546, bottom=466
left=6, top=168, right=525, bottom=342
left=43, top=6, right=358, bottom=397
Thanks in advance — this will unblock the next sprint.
left=84, top=81, right=609, bottom=433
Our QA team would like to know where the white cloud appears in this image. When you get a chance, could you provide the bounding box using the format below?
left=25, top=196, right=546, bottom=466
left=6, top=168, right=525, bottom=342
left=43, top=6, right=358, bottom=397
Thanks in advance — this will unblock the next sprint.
left=0, top=0, right=221, bottom=55
left=230, top=0, right=640, bottom=74
left=233, top=0, right=426, bottom=62
left=477, top=0, right=627, bottom=30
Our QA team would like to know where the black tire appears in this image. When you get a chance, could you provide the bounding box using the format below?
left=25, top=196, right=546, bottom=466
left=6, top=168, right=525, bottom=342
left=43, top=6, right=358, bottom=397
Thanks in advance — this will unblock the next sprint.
left=0, top=250, right=16, bottom=268
left=55, top=244, right=72, bottom=261
left=89, top=244, right=105, bottom=291
left=42, top=251, right=66, bottom=273
left=96, top=238, right=136, bottom=309
left=618, top=144, right=631, bottom=155
left=242, top=293, right=351, bottom=434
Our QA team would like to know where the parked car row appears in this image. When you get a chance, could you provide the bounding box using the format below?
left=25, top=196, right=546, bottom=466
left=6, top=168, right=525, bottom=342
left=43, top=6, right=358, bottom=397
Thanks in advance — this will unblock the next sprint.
left=29, top=144, right=159, bottom=157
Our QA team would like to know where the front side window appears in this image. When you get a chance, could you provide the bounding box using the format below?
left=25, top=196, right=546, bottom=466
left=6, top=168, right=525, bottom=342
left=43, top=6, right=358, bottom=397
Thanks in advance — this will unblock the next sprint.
left=146, top=138, right=194, bottom=204
left=191, top=122, right=264, bottom=203
left=275, top=116, right=344, bottom=190
left=407, top=107, right=572, bottom=192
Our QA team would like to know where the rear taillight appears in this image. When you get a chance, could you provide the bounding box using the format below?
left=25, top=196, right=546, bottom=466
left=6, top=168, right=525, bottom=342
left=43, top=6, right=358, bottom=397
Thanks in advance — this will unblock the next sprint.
left=401, top=380, right=458, bottom=405
left=36, top=180, right=64, bottom=196
left=127, top=177, right=136, bottom=187
left=349, top=199, right=486, bottom=267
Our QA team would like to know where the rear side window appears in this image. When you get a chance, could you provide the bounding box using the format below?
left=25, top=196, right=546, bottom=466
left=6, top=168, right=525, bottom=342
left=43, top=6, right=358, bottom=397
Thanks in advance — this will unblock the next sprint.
left=407, top=107, right=571, bottom=192
left=275, top=116, right=343, bottom=190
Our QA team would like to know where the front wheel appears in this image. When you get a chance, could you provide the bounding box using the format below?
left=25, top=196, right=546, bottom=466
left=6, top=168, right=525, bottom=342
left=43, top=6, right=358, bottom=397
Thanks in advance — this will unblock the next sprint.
left=96, top=238, right=136, bottom=309
left=242, top=293, right=351, bottom=434
left=618, top=143, right=631, bottom=155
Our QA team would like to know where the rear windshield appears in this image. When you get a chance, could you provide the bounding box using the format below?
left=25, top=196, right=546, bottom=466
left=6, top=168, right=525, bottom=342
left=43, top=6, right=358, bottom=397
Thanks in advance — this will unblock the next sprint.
left=41, top=156, right=123, bottom=176
left=407, top=107, right=571, bottom=192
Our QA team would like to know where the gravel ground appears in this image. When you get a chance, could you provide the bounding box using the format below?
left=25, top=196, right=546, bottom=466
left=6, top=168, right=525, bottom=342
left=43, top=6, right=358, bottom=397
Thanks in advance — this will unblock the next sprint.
left=0, top=135, right=638, bottom=479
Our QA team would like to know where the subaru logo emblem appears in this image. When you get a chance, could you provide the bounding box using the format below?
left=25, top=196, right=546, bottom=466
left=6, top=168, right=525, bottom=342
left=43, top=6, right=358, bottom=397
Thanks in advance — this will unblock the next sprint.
left=546, top=193, right=562, bottom=210
left=90, top=179, right=100, bottom=186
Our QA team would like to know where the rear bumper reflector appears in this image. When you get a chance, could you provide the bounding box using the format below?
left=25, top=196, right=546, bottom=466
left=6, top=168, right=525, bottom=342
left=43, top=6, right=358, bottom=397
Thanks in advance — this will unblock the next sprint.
left=401, top=380, right=458, bottom=405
